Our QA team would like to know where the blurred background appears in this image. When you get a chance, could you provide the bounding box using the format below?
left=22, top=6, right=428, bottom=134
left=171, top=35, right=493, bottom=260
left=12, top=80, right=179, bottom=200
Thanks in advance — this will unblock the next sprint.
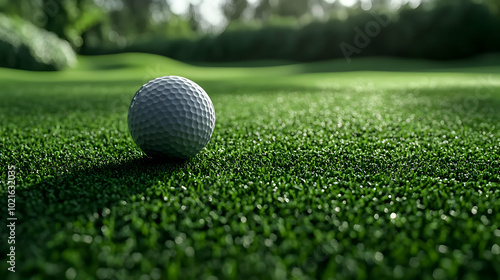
left=1, top=0, right=500, bottom=71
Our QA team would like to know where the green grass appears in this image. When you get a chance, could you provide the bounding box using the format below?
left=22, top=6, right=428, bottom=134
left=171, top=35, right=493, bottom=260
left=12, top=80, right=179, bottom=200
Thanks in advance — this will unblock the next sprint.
left=1, top=54, right=499, bottom=280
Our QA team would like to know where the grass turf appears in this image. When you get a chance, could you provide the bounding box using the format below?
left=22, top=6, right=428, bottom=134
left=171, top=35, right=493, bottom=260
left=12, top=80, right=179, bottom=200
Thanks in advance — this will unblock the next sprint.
left=1, top=54, right=500, bottom=280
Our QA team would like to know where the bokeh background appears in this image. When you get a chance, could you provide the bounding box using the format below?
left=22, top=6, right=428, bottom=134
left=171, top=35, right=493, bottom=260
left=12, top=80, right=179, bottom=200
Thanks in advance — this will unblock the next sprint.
left=1, top=0, right=500, bottom=71
left=2, top=1, right=500, bottom=280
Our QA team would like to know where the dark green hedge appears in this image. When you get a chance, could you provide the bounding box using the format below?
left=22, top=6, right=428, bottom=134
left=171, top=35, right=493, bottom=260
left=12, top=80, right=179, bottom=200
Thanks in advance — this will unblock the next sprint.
left=85, top=1, right=500, bottom=63
left=0, top=14, right=76, bottom=71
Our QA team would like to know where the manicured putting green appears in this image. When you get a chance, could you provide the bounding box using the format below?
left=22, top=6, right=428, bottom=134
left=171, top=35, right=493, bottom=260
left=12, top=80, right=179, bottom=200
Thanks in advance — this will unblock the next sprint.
left=0, top=54, right=499, bottom=280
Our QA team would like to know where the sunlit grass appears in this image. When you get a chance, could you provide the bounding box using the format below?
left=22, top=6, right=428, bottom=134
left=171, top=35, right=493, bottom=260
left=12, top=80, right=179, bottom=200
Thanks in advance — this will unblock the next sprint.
left=0, top=54, right=499, bottom=280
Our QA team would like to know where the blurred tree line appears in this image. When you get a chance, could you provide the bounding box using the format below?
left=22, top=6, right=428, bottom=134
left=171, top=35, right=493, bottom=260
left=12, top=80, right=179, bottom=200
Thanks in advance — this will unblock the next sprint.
left=1, top=0, right=500, bottom=67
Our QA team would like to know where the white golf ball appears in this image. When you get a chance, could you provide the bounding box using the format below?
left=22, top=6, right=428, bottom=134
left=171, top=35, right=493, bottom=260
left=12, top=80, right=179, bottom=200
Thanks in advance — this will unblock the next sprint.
left=128, top=76, right=216, bottom=159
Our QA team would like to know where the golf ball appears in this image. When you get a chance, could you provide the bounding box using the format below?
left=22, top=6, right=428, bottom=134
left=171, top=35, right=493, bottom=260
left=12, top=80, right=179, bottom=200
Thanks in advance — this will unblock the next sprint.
left=128, top=76, right=216, bottom=159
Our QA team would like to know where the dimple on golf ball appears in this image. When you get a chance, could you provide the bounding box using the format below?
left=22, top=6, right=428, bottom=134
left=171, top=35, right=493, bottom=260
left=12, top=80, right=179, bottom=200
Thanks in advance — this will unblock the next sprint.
left=128, top=76, right=216, bottom=159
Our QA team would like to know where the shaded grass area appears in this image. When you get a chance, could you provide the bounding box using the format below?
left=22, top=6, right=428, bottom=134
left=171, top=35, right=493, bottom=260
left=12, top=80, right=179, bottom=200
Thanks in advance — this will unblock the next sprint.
left=0, top=55, right=500, bottom=280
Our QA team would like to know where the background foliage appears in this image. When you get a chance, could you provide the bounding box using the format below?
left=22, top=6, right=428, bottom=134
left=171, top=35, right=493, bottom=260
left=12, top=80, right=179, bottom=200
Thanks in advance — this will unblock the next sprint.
left=116, top=1, right=500, bottom=62
left=0, top=0, right=500, bottom=69
left=0, top=14, right=76, bottom=71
